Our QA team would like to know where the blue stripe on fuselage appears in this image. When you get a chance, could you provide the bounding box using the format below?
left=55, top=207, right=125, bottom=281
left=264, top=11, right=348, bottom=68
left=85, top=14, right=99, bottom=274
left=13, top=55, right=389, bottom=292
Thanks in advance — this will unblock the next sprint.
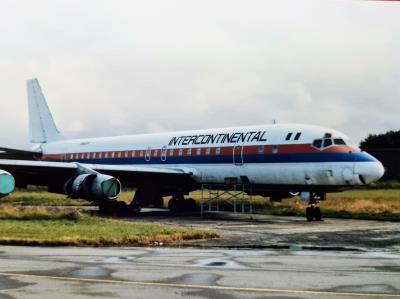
left=64, top=152, right=376, bottom=165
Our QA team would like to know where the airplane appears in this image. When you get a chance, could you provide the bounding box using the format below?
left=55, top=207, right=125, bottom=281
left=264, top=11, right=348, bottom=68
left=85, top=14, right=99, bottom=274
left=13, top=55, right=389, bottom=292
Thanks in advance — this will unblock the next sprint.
left=0, top=79, right=384, bottom=221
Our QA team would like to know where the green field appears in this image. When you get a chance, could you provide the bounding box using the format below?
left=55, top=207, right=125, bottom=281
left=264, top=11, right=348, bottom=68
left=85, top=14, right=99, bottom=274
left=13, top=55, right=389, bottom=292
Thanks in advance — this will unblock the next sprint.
left=0, top=206, right=218, bottom=246
left=4, top=187, right=89, bottom=206
left=0, top=187, right=399, bottom=246
left=189, top=188, right=400, bottom=221
left=2, top=187, right=400, bottom=221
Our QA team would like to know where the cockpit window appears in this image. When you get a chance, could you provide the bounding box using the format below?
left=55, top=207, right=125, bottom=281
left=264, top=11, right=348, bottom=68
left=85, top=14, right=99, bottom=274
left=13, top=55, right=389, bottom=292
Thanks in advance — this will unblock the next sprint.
left=323, top=139, right=332, bottom=147
left=312, top=139, right=322, bottom=149
left=313, top=135, right=349, bottom=150
left=334, top=138, right=346, bottom=145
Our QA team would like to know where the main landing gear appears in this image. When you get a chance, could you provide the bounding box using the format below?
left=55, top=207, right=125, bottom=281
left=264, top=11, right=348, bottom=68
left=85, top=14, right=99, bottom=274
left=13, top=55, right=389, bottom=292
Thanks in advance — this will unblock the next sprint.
left=304, top=192, right=325, bottom=222
left=98, top=199, right=137, bottom=216
left=168, top=194, right=196, bottom=213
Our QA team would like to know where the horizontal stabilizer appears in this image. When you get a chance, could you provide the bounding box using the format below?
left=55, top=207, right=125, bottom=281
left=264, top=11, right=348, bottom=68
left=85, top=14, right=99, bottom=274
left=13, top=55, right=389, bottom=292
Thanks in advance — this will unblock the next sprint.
left=0, top=146, right=42, bottom=160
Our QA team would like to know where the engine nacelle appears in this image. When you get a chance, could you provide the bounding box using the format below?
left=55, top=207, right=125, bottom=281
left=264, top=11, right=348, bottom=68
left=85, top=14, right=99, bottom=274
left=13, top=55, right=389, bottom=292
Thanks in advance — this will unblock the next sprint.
left=0, top=170, right=15, bottom=198
left=64, top=174, right=121, bottom=202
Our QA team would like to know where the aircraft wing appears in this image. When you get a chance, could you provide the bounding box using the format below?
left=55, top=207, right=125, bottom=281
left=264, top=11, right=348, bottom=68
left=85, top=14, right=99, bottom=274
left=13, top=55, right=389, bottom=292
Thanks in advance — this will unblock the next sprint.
left=0, top=159, right=196, bottom=189
left=0, top=147, right=41, bottom=160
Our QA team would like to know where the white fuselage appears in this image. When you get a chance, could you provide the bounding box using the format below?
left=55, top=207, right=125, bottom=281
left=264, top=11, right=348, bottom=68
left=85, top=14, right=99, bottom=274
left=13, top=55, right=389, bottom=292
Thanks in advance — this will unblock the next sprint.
left=39, top=124, right=384, bottom=190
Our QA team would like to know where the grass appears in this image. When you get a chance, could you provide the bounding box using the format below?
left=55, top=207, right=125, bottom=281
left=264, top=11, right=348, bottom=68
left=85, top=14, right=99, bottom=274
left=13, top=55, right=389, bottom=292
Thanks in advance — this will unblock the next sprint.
left=3, top=187, right=400, bottom=221
left=260, top=190, right=400, bottom=221
left=4, top=187, right=89, bottom=206
left=190, top=188, right=400, bottom=221
left=0, top=206, right=219, bottom=246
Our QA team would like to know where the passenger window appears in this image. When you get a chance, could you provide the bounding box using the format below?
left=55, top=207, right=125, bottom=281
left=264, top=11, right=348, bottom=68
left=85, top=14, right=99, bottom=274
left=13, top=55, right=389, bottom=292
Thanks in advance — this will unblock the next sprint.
left=334, top=138, right=346, bottom=145
left=145, top=148, right=151, bottom=161
left=258, top=145, right=264, bottom=154
left=294, top=132, right=301, bottom=140
left=169, top=149, right=174, bottom=156
left=178, top=149, right=183, bottom=156
left=215, top=147, right=221, bottom=155
left=312, top=139, right=322, bottom=149
left=272, top=145, right=278, bottom=154
left=153, top=149, right=158, bottom=157
left=196, top=148, right=202, bottom=156
left=323, top=139, right=333, bottom=147
left=161, top=147, right=167, bottom=157
left=205, top=148, right=211, bottom=155
left=285, top=133, right=293, bottom=141
left=187, top=148, right=192, bottom=156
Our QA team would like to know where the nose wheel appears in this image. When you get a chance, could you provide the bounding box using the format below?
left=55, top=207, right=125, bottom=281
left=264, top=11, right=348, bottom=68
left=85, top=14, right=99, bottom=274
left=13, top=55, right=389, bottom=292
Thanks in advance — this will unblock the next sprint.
left=305, top=193, right=325, bottom=222
left=306, top=204, right=322, bottom=221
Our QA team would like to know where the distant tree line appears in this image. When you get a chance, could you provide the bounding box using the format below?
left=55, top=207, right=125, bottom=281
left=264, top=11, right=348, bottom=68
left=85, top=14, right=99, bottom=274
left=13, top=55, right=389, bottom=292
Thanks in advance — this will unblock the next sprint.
left=361, top=130, right=400, bottom=181
left=360, top=130, right=400, bottom=150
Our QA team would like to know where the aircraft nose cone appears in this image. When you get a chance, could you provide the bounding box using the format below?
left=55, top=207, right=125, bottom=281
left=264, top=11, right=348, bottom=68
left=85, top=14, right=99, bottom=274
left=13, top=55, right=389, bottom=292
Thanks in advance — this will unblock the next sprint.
left=355, top=161, right=385, bottom=185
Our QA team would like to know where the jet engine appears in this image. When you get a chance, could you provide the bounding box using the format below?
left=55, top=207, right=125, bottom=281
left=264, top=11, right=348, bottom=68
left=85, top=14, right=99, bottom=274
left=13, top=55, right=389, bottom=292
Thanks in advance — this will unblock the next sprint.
left=64, top=173, right=121, bottom=202
left=0, top=170, right=15, bottom=197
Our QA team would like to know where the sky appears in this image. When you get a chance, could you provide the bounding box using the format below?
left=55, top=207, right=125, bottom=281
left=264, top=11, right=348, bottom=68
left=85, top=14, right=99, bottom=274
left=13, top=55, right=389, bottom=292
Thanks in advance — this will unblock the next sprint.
left=0, top=0, right=399, bottom=148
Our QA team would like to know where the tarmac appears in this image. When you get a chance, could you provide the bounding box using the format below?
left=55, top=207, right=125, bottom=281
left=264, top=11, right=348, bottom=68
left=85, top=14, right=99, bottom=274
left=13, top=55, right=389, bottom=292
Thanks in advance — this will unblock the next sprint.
left=0, top=211, right=399, bottom=298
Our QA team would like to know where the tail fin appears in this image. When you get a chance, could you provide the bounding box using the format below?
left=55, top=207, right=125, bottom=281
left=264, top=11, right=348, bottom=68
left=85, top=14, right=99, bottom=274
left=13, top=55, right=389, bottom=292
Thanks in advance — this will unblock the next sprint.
left=27, top=79, right=64, bottom=143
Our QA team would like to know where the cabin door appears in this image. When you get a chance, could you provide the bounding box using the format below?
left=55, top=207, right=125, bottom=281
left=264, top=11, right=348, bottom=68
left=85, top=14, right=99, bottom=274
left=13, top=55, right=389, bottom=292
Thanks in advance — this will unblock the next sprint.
left=233, top=145, right=244, bottom=166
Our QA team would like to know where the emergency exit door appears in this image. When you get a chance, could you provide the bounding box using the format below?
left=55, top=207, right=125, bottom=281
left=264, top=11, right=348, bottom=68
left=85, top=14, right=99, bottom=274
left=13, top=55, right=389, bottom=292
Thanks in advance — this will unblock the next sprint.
left=233, top=145, right=243, bottom=166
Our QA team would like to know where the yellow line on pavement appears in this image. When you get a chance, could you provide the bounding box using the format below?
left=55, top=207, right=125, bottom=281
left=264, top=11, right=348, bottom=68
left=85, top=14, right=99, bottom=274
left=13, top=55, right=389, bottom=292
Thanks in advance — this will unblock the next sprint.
left=0, top=272, right=399, bottom=298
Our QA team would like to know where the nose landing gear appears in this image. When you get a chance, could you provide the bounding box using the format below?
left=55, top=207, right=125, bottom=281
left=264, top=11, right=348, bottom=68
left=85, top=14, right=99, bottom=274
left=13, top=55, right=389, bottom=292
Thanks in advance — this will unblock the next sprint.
left=306, top=204, right=322, bottom=221
left=304, top=192, right=325, bottom=222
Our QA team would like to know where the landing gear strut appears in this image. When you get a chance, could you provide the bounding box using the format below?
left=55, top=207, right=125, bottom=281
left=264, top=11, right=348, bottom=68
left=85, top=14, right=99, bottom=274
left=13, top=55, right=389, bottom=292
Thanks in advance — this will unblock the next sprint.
left=305, top=193, right=325, bottom=222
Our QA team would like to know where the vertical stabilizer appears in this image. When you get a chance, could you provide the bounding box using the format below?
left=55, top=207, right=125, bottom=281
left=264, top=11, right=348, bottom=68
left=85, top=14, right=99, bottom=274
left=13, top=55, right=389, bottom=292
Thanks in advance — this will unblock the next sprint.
left=27, top=79, right=64, bottom=143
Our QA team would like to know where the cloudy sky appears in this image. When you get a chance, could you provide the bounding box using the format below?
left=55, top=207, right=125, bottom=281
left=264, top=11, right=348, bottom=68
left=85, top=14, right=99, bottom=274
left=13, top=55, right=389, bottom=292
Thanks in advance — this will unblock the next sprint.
left=0, top=0, right=399, bottom=147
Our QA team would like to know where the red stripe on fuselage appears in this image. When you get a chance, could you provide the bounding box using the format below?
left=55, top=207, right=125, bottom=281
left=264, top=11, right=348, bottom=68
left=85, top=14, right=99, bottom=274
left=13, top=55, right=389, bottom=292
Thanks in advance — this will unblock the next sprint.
left=40, top=143, right=360, bottom=161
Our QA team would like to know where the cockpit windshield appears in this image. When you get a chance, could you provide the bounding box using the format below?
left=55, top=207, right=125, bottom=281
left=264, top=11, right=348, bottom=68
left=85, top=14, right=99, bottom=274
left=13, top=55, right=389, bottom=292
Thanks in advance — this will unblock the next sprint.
left=312, top=139, right=322, bottom=148
left=323, top=139, right=332, bottom=147
left=312, top=136, right=347, bottom=150
left=333, top=138, right=346, bottom=145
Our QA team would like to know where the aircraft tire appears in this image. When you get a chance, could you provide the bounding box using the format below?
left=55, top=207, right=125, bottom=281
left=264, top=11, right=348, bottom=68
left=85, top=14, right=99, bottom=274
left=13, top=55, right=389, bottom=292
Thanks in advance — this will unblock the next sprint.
left=98, top=200, right=118, bottom=215
left=168, top=196, right=187, bottom=213
left=185, top=198, right=197, bottom=211
left=129, top=202, right=142, bottom=214
left=314, top=207, right=322, bottom=221
left=168, top=197, right=176, bottom=212
left=153, top=195, right=164, bottom=208
left=306, top=206, right=314, bottom=222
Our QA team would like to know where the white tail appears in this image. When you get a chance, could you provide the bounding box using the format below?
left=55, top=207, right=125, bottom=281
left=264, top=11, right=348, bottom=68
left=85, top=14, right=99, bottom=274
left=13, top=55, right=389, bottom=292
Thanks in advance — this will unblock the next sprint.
left=27, top=79, right=64, bottom=143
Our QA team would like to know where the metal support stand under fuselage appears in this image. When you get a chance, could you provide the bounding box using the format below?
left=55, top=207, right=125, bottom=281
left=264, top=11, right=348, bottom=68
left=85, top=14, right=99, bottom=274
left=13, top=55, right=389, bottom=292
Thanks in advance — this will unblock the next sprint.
left=200, top=183, right=253, bottom=217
